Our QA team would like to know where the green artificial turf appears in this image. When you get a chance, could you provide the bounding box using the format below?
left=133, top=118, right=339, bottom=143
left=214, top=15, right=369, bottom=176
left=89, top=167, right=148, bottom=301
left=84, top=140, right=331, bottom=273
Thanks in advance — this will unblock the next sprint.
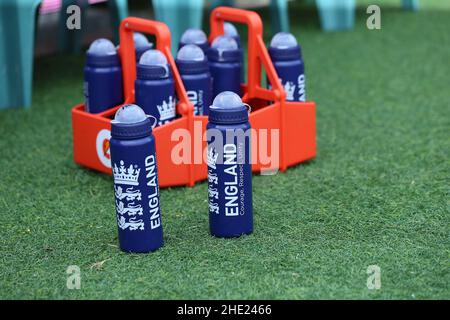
left=0, top=4, right=449, bottom=299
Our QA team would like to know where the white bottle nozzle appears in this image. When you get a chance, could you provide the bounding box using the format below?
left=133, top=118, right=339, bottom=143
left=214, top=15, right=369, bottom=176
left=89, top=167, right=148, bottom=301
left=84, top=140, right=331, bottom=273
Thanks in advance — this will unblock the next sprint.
left=211, top=91, right=242, bottom=109
left=88, top=38, right=116, bottom=55
left=133, top=32, right=150, bottom=47
left=139, top=49, right=168, bottom=66
left=114, top=104, right=147, bottom=124
left=177, top=44, right=205, bottom=61
left=180, top=28, right=208, bottom=45
left=224, top=22, right=238, bottom=37
left=270, top=32, right=298, bottom=49
left=211, top=36, right=238, bottom=51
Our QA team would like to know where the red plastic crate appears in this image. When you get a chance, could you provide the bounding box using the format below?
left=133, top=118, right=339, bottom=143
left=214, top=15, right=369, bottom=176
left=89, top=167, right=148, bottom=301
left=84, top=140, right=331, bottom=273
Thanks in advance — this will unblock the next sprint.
left=71, top=7, right=316, bottom=188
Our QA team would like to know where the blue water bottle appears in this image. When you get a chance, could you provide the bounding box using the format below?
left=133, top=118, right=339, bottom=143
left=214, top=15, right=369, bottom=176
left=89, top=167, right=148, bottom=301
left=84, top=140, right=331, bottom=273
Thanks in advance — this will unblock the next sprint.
left=207, top=91, right=253, bottom=238
left=135, top=49, right=176, bottom=126
left=179, top=28, right=209, bottom=53
left=176, top=44, right=213, bottom=115
left=268, top=32, right=306, bottom=102
left=224, top=22, right=244, bottom=82
left=224, top=22, right=241, bottom=47
left=110, top=104, right=163, bottom=253
left=84, top=38, right=123, bottom=113
left=208, top=36, right=242, bottom=98
left=133, top=32, right=153, bottom=62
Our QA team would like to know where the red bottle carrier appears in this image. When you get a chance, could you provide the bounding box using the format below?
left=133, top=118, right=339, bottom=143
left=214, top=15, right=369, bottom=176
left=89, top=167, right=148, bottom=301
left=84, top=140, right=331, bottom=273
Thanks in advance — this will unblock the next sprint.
left=71, top=7, right=316, bottom=188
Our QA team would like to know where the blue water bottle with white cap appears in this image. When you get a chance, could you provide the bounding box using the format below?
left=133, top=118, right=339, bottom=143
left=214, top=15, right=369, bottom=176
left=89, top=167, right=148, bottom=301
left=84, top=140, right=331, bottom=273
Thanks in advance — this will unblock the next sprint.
left=207, top=91, right=253, bottom=238
left=224, top=22, right=244, bottom=82
left=135, top=49, right=176, bottom=126
left=268, top=32, right=306, bottom=102
left=179, top=28, right=209, bottom=53
left=208, top=36, right=242, bottom=98
left=176, top=44, right=212, bottom=115
left=133, top=32, right=153, bottom=62
left=110, top=104, right=163, bottom=253
left=224, top=22, right=241, bottom=47
left=84, top=38, right=123, bottom=113
left=117, top=32, right=153, bottom=62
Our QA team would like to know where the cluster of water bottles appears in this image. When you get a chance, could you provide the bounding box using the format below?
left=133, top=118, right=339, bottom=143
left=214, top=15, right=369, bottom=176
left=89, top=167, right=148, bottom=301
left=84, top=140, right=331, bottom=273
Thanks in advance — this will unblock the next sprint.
left=83, top=24, right=306, bottom=253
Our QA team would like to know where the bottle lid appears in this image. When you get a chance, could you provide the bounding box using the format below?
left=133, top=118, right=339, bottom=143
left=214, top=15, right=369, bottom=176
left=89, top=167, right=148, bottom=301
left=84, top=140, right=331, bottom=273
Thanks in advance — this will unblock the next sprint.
left=208, top=91, right=248, bottom=124
left=268, top=32, right=302, bottom=61
left=137, top=49, right=171, bottom=80
left=207, top=36, right=240, bottom=62
left=133, top=32, right=153, bottom=61
left=179, top=28, right=209, bottom=52
left=86, top=38, right=120, bottom=67
left=224, top=22, right=238, bottom=37
left=111, top=104, right=153, bottom=139
left=224, top=22, right=241, bottom=47
left=176, top=44, right=209, bottom=74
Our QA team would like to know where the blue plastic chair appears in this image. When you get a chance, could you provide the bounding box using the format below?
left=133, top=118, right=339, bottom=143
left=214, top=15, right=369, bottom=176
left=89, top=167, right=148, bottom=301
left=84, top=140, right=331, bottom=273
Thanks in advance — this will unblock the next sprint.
left=152, top=0, right=204, bottom=54
left=270, top=0, right=289, bottom=33
left=315, top=0, right=355, bottom=31
left=316, top=0, right=419, bottom=31
left=0, top=0, right=42, bottom=109
left=0, top=0, right=128, bottom=109
left=210, top=0, right=289, bottom=34
left=402, top=0, right=419, bottom=11
left=109, top=0, right=128, bottom=40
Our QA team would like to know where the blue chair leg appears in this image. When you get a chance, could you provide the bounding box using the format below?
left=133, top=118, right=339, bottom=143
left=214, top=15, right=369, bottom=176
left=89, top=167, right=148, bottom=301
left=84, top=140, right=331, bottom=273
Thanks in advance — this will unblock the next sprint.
left=152, top=0, right=204, bottom=54
left=108, top=0, right=129, bottom=43
left=210, top=0, right=289, bottom=34
left=0, top=0, right=41, bottom=109
left=316, top=0, right=355, bottom=31
left=270, top=0, right=289, bottom=34
left=402, top=0, right=419, bottom=11
left=209, top=0, right=234, bottom=10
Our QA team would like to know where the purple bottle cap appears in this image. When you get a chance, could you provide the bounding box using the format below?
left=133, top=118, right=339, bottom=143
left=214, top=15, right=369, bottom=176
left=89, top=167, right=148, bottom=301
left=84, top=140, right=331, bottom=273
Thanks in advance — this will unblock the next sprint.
left=224, top=22, right=238, bottom=37
left=211, top=35, right=238, bottom=52
left=224, top=22, right=242, bottom=48
left=211, top=91, right=242, bottom=109
left=112, top=104, right=152, bottom=139
left=176, top=44, right=208, bottom=74
left=139, top=49, right=168, bottom=65
left=133, top=32, right=150, bottom=48
left=138, top=49, right=169, bottom=79
left=133, top=32, right=153, bottom=60
left=209, top=91, right=248, bottom=124
left=87, top=38, right=119, bottom=66
left=88, top=38, right=116, bottom=55
left=270, top=32, right=298, bottom=49
left=114, top=104, right=147, bottom=124
left=177, top=44, right=205, bottom=61
left=180, top=28, right=208, bottom=46
left=209, top=36, right=240, bottom=62
left=269, top=32, right=301, bottom=60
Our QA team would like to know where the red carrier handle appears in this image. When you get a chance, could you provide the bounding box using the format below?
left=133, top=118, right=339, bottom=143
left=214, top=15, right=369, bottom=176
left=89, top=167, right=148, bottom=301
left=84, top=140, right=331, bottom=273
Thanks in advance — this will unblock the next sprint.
left=209, top=7, right=286, bottom=102
left=119, top=17, right=193, bottom=115
left=210, top=7, right=291, bottom=172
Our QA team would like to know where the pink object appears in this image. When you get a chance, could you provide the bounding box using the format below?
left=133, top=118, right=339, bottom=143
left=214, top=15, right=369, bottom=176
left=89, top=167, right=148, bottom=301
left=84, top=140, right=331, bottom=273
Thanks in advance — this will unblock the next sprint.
left=39, top=0, right=108, bottom=14
left=39, top=0, right=61, bottom=14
